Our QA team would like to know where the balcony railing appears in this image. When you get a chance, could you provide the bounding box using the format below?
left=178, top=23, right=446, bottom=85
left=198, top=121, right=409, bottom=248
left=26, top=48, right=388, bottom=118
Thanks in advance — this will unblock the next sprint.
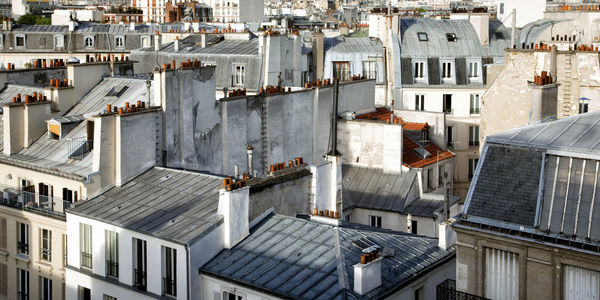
left=41, top=248, right=51, bottom=261
left=134, top=268, right=147, bottom=291
left=163, top=277, right=177, bottom=297
left=469, top=140, right=480, bottom=147
left=436, top=279, right=490, bottom=300
left=68, top=137, right=93, bottom=159
left=81, top=252, right=92, bottom=269
left=106, top=260, right=119, bottom=277
left=17, top=242, right=29, bottom=256
left=0, top=184, right=72, bottom=218
left=470, top=108, right=481, bottom=114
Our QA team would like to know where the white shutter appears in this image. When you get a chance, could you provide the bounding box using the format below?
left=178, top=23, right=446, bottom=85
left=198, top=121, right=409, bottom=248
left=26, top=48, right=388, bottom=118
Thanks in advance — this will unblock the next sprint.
left=564, top=265, right=600, bottom=300
left=485, top=248, right=519, bottom=300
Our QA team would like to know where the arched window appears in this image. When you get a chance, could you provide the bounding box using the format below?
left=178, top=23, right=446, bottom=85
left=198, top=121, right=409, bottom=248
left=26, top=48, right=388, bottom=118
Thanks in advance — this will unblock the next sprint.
left=115, top=36, right=124, bottom=48
left=84, top=36, right=94, bottom=48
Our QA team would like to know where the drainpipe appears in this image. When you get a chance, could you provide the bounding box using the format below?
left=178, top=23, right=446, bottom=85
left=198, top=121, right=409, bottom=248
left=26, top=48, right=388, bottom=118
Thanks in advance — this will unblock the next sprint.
left=550, top=45, right=557, bottom=83
left=511, top=9, right=516, bottom=48
left=186, top=246, right=191, bottom=300
left=329, top=79, right=340, bottom=155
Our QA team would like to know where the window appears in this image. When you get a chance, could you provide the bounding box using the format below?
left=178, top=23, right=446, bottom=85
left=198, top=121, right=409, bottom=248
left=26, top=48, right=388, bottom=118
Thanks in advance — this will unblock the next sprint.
left=564, top=265, right=600, bottom=300
left=411, top=220, right=418, bottom=234
left=427, top=168, right=434, bottom=190
left=40, top=276, right=52, bottom=300
left=369, top=216, right=382, bottom=228
left=470, top=94, right=481, bottom=114
left=80, top=224, right=92, bottom=269
left=484, top=248, right=518, bottom=300
left=141, top=36, right=151, bottom=48
left=63, top=188, right=77, bottom=204
left=54, top=35, right=64, bottom=49
left=84, top=36, right=94, bottom=48
left=233, top=64, right=245, bottom=86
left=15, top=34, right=25, bottom=47
left=18, top=268, right=28, bottom=300
left=414, top=61, right=424, bottom=79
left=162, top=246, right=177, bottom=296
left=468, top=158, right=479, bottom=179
left=333, top=61, right=350, bottom=81
left=414, top=286, right=424, bottom=300
left=446, top=126, right=454, bottom=148
left=362, top=61, right=377, bottom=80
left=133, top=238, right=147, bottom=290
left=499, top=3, right=504, bottom=14
left=38, top=183, right=51, bottom=210
left=443, top=94, right=452, bottom=114
left=442, top=62, right=453, bottom=79
left=41, top=229, right=52, bottom=262
left=106, top=231, right=118, bottom=277
left=0, top=218, right=6, bottom=250
left=468, top=61, right=479, bottom=78
left=579, top=98, right=590, bottom=114
left=439, top=165, right=444, bottom=186
left=345, top=214, right=350, bottom=222
left=469, top=126, right=480, bottom=147
left=415, top=95, right=425, bottom=111
left=417, top=32, right=428, bottom=41
left=446, top=33, right=457, bottom=42
left=223, top=291, right=246, bottom=300
left=103, top=295, right=117, bottom=300
left=17, top=222, right=29, bottom=256
left=0, top=264, right=6, bottom=297
left=115, top=36, right=124, bottom=48
left=78, top=286, right=90, bottom=300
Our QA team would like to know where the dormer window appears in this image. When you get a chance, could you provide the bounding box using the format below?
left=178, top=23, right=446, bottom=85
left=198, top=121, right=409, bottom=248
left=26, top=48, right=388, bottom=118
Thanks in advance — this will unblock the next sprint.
left=115, top=36, right=124, bottom=48
left=417, top=32, right=428, bottom=41
left=84, top=36, right=94, bottom=48
left=15, top=34, right=26, bottom=48
left=446, top=33, right=457, bottom=42
left=54, top=35, right=64, bottom=50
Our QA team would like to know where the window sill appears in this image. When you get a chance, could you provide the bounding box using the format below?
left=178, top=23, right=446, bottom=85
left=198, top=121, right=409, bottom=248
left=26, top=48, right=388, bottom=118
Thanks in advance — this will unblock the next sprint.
left=15, top=253, right=30, bottom=262
left=0, top=249, right=7, bottom=256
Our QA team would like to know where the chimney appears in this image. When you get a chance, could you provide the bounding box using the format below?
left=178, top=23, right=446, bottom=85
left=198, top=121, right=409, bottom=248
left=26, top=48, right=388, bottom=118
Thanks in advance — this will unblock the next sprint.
left=468, top=13, right=489, bottom=46
left=438, top=219, right=456, bottom=250
left=550, top=45, right=557, bottom=82
left=154, top=30, right=162, bottom=51
left=511, top=9, right=516, bottom=48
left=528, top=74, right=558, bottom=124
left=2, top=101, right=52, bottom=155
left=129, top=22, right=136, bottom=31
left=92, top=108, right=158, bottom=187
left=310, top=154, right=343, bottom=224
left=218, top=185, right=250, bottom=248
left=312, top=28, right=325, bottom=81
left=200, top=33, right=206, bottom=48
left=174, top=36, right=180, bottom=52
left=353, top=251, right=382, bottom=295
left=62, top=63, right=111, bottom=113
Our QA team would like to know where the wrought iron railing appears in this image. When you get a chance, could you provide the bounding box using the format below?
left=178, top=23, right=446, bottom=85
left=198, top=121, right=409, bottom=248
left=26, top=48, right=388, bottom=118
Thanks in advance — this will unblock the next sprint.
left=470, top=108, right=481, bottom=114
left=17, top=242, right=29, bottom=256
left=134, top=268, right=147, bottom=290
left=469, top=140, right=480, bottom=147
left=436, top=279, right=490, bottom=300
left=106, top=260, right=119, bottom=277
left=163, top=277, right=177, bottom=296
left=81, top=252, right=93, bottom=269
left=68, top=137, right=93, bottom=159
left=41, top=248, right=51, bottom=261
left=0, top=184, right=72, bottom=218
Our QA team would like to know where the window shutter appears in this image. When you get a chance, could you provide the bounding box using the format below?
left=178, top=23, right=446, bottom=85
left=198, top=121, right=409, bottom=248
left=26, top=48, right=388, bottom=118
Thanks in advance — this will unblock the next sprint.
left=0, top=264, right=6, bottom=296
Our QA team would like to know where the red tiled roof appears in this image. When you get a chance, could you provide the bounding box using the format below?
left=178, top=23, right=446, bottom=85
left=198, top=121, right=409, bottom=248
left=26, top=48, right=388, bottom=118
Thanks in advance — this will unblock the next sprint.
left=355, top=108, right=455, bottom=168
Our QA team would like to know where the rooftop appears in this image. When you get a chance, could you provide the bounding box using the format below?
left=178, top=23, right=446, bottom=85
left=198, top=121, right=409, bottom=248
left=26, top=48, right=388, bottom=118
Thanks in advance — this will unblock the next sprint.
left=139, top=35, right=260, bottom=56
left=68, top=167, right=224, bottom=245
left=201, top=214, right=455, bottom=299
left=325, top=37, right=383, bottom=56
left=0, top=84, right=44, bottom=106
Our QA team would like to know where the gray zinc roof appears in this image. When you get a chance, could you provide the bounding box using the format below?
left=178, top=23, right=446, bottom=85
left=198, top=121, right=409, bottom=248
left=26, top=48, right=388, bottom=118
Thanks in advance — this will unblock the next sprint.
left=343, top=165, right=425, bottom=215
left=201, top=214, right=455, bottom=300
left=68, top=167, right=224, bottom=245
left=399, top=18, right=511, bottom=58
left=158, top=38, right=259, bottom=55
left=10, top=24, right=68, bottom=33
left=0, top=84, right=44, bottom=105
left=325, top=37, right=383, bottom=56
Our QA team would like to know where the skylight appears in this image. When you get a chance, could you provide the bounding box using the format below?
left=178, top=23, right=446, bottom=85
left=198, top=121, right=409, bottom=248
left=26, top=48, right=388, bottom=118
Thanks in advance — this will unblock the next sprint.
left=446, top=33, right=457, bottom=42
left=417, top=32, right=428, bottom=41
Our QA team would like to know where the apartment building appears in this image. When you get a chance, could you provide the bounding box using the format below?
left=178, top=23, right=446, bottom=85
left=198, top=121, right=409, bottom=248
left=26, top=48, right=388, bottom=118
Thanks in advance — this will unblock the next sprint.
left=132, top=0, right=263, bottom=23
left=453, top=110, right=600, bottom=299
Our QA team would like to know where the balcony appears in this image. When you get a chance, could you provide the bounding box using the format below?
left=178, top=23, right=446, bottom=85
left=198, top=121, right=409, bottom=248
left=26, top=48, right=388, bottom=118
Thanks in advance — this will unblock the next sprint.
left=470, top=108, right=481, bottom=114
left=163, top=277, right=177, bottom=297
left=0, top=184, right=72, bottom=218
left=17, top=242, right=29, bottom=256
left=81, top=252, right=92, bottom=269
left=106, top=260, right=119, bottom=277
left=436, top=279, right=490, bottom=300
left=134, top=268, right=147, bottom=291
left=68, top=137, right=93, bottom=159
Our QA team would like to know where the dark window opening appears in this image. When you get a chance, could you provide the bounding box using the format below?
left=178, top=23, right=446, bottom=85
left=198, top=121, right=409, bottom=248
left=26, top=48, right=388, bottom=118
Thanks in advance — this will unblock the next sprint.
left=417, top=32, right=428, bottom=41
left=446, top=33, right=457, bottom=42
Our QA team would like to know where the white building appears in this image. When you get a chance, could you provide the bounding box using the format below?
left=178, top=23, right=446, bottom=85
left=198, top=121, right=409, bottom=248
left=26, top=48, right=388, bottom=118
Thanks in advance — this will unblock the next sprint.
left=496, top=0, right=546, bottom=28
left=212, top=0, right=264, bottom=22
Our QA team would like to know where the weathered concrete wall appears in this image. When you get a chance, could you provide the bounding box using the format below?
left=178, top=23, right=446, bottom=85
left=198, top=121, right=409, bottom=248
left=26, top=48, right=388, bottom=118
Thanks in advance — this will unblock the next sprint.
left=248, top=169, right=311, bottom=221
left=395, top=109, right=446, bottom=148
left=0, top=67, right=66, bottom=89
left=116, top=111, right=157, bottom=186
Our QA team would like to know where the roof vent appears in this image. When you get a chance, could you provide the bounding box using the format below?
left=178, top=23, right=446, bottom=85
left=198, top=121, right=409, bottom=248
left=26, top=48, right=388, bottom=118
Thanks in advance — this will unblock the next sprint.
left=105, top=85, right=129, bottom=97
left=413, top=147, right=431, bottom=159
left=446, top=33, right=457, bottom=42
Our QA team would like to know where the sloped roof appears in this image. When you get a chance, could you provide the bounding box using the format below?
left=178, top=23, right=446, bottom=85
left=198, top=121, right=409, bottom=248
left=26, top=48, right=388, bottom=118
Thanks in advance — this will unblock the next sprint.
left=0, top=84, right=43, bottom=105
left=342, top=165, right=422, bottom=214
left=325, top=37, right=383, bottom=56
left=201, top=214, right=455, bottom=300
left=402, top=133, right=455, bottom=169
left=399, top=18, right=511, bottom=58
left=68, top=167, right=224, bottom=245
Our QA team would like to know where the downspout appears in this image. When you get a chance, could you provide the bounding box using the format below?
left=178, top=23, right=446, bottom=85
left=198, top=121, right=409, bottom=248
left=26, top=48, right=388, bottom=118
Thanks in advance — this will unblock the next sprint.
left=186, top=246, right=191, bottom=300
left=383, top=46, right=388, bottom=107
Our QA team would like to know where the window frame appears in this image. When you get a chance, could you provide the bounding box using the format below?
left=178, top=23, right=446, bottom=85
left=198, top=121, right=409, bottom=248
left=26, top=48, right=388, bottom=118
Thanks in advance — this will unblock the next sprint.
left=83, top=35, right=94, bottom=48
left=446, top=33, right=457, bottom=42
left=162, top=246, right=177, bottom=297
left=417, top=32, right=428, bottom=41
left=232, top=63, right=246, bottom=87
left=140, top=35, right=151, bottom=48
left=441, top=60, right=454, bottom=81
left=579, top=99, right=590, bottom=114
left=105, top=230, right=119, bottom=278
left=41, top=229, right=52, bottom=262
left=470, top=94, right=481, bottom=114
left=413, top=59, right=427, bottom=83
left=369, top=215, right=382, bottom=228
left=362, top=60, right=377, bottom=81
left=40, top=276, right=52, bottom=300
left=15, top=34, right=26, bottom=48
left=53, top=34, right=64, bottom=50
left=18, top=268, right=29, bottom=300
left=469, top=126, right=480, bottom=147
left=80, top=223, right=92, bottom=269
left=332, top=61, right=350, bottom=82
left=468, top=158, right=479, bottom=179
left=446, top=126, right=454, bottom=148
left=415, top=94, right=425, bottom=111
left=114, top=35, right=125, bottom=48
left=17, top=222, right=29, bottom=257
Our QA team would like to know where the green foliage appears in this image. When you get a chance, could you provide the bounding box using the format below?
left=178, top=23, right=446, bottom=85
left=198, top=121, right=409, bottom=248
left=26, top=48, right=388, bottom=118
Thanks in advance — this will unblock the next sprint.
left=16, top=14, right=51, bottom=25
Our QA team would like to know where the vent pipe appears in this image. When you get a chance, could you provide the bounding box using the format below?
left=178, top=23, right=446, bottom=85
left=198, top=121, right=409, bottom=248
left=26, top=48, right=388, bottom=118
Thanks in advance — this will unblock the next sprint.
left=328, top=79, right=340, bottom=156
left=511, top=9, right=516, bottom=48
left=174, top=36, right=180, bottom=52
left=550, top=45, right=557, bottom=82
left=246, top=145, right=254, bottom=177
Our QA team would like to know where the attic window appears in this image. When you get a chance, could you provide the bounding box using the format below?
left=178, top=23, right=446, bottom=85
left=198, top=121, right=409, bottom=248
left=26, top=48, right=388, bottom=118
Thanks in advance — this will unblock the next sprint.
left=417, top=32, right=428, bottom=41
left=494, top=32, right=504, bottom=39
left=446, top=33, right=457, bottom=42
left=106, top=85, right=129, bottom=97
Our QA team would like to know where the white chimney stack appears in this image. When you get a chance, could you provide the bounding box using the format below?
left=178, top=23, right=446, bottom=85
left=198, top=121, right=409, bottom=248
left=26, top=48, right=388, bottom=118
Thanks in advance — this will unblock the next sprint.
left=129, top=22, right=136, bottom=31
left=438, top=219, right=456, bottom=250
left=353, top=250, right=382, bottom=295
left=174, top=36, right=180, bottom=52
left=154, top=31, right=161, bottom=51
left=218, top=185, right=250, bottom=249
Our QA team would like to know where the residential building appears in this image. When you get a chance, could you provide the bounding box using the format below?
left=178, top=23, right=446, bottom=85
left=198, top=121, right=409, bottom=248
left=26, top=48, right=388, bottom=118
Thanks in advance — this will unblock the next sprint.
left=212, top=0, right=264, bottom=23
left=453, top=110, right=600, bottom=299
left=200, top=213, right=456, bottom=300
